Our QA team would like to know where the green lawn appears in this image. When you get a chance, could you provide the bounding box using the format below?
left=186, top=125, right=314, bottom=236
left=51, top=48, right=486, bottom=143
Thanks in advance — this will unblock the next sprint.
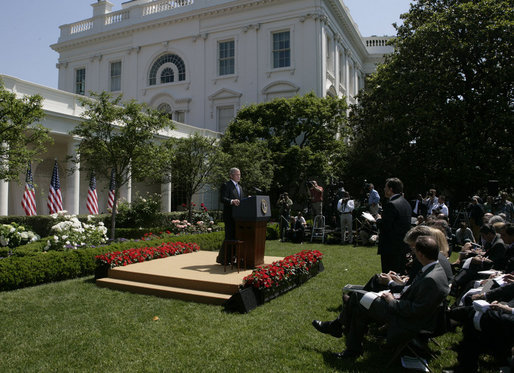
left=0, top=241, right=500, bottom=372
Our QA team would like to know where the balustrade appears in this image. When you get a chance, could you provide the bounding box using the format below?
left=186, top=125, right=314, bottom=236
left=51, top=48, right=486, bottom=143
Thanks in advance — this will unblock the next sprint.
left=143, top=0, right=194, bottom=16
left=105, top=10, right=130, bottom=25
left=70, top=19, right=93, bottom=35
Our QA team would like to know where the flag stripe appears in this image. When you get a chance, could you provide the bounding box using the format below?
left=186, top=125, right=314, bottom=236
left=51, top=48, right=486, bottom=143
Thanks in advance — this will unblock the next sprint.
left=87, top=172, right=99, bottom=215
left=107, top=169, right=116, bottom=210
left=47, top=161, right=63, bottom=214
left=21, top=163, right=37, bottom=216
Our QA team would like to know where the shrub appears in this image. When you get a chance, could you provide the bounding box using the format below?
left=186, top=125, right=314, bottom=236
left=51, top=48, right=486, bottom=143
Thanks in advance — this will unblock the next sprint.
left=266, top=223, right=280, bottom=240
left=116, top=192, right=163, bottom=228
left=0, top=223, right=40, bottom=250
left=0, top=231, right=224, bottom=291
left=44, top=212, right=108, bottom=251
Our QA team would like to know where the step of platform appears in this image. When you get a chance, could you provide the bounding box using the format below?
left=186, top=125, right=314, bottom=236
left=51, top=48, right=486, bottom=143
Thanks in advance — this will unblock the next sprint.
left=95, top=251, right=285, bottom=306
left=96, top=277, right=231, bottom=305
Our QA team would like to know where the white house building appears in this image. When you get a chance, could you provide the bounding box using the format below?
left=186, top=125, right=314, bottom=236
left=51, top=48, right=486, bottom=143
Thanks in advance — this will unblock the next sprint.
left=51, top=0, right=393, bottom=132
left=1, top=0, right=393, bottom=216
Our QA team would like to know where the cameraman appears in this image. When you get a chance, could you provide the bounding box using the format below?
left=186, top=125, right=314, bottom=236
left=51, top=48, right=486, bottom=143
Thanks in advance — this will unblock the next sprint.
left=277, top=192, right=293, bottom=241
left=337, top=191, right=355, bottom=244
left=308, top=181, right=324, bottom=218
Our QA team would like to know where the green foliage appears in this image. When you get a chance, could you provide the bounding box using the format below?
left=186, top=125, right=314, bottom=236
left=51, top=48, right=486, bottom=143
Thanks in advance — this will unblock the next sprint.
left=116, top=192, right=163, bottom=228
left=346, top=0, right=514, bottom=199
left=221, top=93, right=349, bottom=203
left=158, top=133, right=222, bottom=221
left=0, top=79, right=52, bottom=181
left=0, top=223, right=39, bottom=249
left=266, top=222, right=280, bottom=240
left=70, top=91, right=174, bottom=238
left=0, top=231, right=224, bottom=291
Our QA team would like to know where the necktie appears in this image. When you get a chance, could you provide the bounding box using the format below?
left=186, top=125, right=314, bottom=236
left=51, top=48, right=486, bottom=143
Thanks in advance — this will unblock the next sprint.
left=235, top=183, right=240, bottom=198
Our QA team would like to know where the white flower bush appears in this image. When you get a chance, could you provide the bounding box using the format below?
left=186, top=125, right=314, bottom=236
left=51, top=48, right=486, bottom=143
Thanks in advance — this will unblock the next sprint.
left=45, top=211, right=108, bottom=251
left=0, top=223, right=40, bottom=249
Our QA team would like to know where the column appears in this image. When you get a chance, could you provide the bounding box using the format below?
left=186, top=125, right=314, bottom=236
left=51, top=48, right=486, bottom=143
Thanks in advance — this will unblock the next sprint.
left=66, top=139, right=81, bottom=214
left=0, top=143, right=9, bottom=215
left=161, top=180, right=172, bottom=213
left=121, top=164, right=132, bottom=204
left=0, top=179, right=8, bottom=216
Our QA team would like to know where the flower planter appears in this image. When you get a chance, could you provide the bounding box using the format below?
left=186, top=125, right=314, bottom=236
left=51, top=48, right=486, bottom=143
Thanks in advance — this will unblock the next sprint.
left=225, top=254, right=324, bottom=313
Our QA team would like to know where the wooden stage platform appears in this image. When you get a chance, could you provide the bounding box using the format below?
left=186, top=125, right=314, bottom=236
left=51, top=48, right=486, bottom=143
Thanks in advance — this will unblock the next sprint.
left=96, top=251, right=283, bottom=305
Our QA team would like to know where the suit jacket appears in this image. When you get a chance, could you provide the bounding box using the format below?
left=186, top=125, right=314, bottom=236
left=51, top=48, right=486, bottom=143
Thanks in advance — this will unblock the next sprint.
left=410, top=199, right=427, bottom=217
left=383, top=262, right=449, bottom=338
left=377, top=195, right=412, bottom=256
left=220, top=180, right=245, bottom=220
left=484, top=234, right=506, bottom=268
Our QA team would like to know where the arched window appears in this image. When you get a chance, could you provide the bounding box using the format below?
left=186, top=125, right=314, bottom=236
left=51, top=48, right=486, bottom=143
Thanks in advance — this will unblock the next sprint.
left=157, top=103, right=173, bottom=119
left=160, top=67, right=174, bottom=84
left=149, top=54, right=186, bottom=85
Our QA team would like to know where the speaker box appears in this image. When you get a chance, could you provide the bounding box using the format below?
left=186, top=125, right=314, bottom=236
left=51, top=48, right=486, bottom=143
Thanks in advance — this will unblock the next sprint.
left=224, top=287, right=258, bottom=314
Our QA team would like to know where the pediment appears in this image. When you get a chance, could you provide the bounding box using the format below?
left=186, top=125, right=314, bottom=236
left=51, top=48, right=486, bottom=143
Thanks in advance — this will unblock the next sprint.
left=262, top=81, right=300, bottom=95
left=208, top=88, right=242, bottom=101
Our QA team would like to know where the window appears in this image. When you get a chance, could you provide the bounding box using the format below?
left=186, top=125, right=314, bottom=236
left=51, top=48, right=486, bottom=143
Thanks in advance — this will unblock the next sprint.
left=218, top=40, right=235, bottom=76
left=160, top=67, right=174, bottom=84
left=157, top=103, right=173, bottom=119
left=217, top=106, right=234, bottom=133
left=110, top=61, right=121, bottom=91
left=272, top=31, right=290, bottom=68
left=75, top=68, right=86, bottom=95
left=149, top=54, right=186, bottom=86
left=174, top=111, right=185, bottom=123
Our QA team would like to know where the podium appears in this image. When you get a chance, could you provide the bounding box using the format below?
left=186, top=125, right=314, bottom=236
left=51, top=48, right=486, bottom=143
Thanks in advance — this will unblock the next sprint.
left=232, top=195, right=271, bottom=268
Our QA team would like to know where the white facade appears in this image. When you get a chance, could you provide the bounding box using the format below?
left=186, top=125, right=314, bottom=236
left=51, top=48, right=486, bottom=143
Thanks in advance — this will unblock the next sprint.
left=52, top=0, right=393, bottom=132
left=1, top=0, right=393, bottom=217
left=0, top=74, right=218, bottom=216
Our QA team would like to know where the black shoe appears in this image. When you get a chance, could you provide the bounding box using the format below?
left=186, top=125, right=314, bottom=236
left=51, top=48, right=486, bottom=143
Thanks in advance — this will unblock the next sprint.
left=311, top=320, right=342, bottom=338
left=333, top=349, right=362, bottom=359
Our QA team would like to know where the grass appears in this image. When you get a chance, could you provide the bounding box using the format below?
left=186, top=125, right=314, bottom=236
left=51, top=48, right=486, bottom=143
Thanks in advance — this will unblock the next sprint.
left=0, top=241, right=500, bottom=372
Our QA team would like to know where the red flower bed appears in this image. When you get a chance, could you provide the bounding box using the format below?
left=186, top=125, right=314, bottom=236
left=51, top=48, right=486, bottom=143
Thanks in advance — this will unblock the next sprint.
left=242, top=249, right=323, bottom=291
left=95, top=241, right=200, bottom=269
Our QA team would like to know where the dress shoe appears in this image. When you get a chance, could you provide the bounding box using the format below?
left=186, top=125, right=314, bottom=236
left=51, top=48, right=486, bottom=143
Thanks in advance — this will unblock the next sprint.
left=311, top=320, right=342, bottom=338
left=333, top=349, right=362, bottom=359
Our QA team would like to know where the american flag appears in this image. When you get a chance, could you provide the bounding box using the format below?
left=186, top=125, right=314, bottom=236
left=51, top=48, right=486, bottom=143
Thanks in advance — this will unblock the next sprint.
left=21, top=162, right=37, bottom=216
left=86, top=172, right=99, bottom=215
left=107, top=169, right=116, bottom=210
left=47, top=160, right=63, bottom=214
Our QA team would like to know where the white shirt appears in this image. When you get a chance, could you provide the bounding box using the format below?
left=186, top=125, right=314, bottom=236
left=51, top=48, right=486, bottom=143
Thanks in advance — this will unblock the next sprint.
left=337, top=199, right=355, bottom=214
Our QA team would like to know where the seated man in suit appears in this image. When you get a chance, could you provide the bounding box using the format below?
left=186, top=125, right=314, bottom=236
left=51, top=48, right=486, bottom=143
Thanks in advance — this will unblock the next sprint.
left=445, top=283, right=514, bottom=373
left=312, top=236, right=450, bottom=358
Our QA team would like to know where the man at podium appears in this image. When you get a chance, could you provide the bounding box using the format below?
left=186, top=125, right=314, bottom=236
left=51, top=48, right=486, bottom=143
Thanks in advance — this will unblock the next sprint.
left=217, top=167, right=245, bottom=264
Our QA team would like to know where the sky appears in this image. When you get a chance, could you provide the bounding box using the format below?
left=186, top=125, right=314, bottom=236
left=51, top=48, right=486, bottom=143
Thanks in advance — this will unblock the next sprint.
left=0, top=0, right=412, bottom=89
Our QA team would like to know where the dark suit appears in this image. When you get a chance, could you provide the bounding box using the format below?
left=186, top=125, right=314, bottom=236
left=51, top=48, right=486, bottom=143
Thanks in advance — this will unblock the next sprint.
left=342, top=262, right=449, bottom=353
left=377, top=194, right=413, bottom=274
left=410, top=199, right=427, bottom=217
left=217, top=180, right=244, bottom=263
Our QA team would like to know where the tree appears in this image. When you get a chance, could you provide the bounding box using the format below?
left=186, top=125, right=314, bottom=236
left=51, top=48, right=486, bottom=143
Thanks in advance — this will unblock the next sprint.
left=0, top=79, right=51, bottom=181
left=345, top=0, right=513, bottom=200
left=159, top=133, right=221, bottom=221
left=70, top=91, right=173, bottom=239
left=221, top=93, right=349, bottom=204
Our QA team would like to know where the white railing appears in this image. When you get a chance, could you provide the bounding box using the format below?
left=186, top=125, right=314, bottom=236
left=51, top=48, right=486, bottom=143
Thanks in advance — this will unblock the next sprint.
left=105, top=10, right=130, bottom=25
left=70, top=19, right=93, bottom=35
left=143, top=0, right=194, bottom=16
left=365, top=38, right=390, bottom=47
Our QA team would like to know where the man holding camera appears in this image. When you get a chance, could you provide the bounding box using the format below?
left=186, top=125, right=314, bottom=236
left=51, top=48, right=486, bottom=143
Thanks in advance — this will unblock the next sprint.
left=337, top=191, right=355, bottom=244
left=309, top=181, right=324, bottom=217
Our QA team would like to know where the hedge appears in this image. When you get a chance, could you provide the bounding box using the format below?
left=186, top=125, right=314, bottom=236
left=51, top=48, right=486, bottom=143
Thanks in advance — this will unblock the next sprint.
left=0, top=231, right=224, bottom=292
left=0, top=211, right=223, bottom=238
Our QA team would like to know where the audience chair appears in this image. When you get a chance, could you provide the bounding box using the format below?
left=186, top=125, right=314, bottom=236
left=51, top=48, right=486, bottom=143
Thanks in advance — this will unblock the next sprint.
left=223, top=240, right=245, bottom=273
left=386, top=301, right=449, bottom=371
